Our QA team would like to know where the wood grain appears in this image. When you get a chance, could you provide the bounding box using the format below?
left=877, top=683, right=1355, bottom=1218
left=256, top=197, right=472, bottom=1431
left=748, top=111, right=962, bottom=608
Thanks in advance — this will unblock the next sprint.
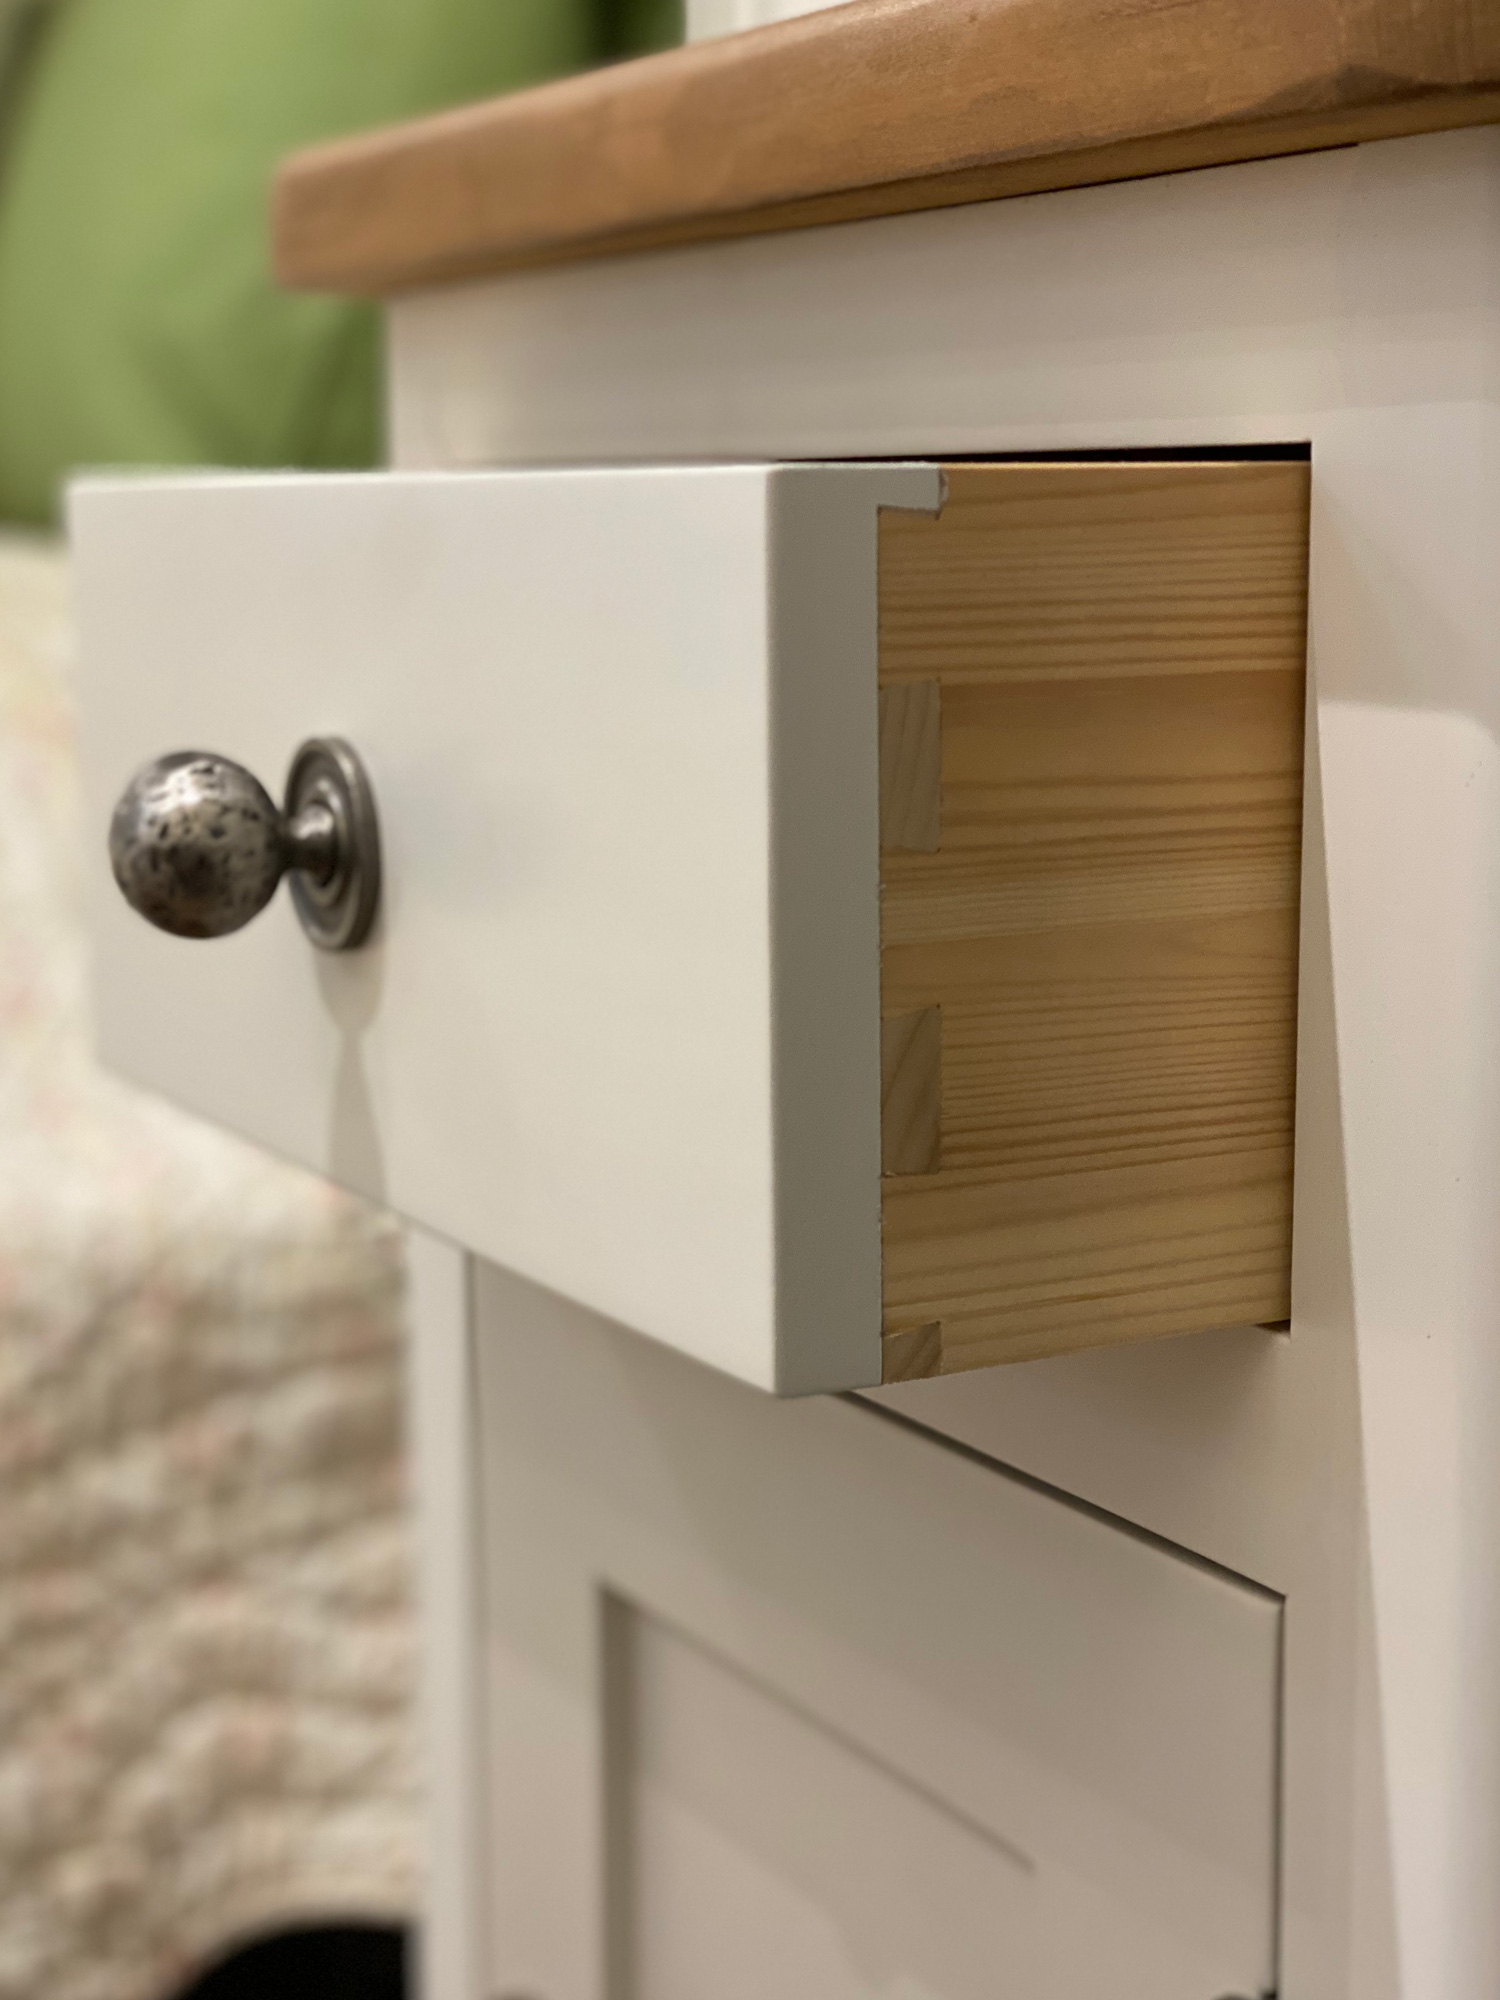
left=880, top=1007, right=942, bottom=1176
left=879, top=680, right=941, bottom=852
left=878, top=461, right=1309, bottom=1378
left=879, top=1320, right=944, bottom=1383
left=273, top=0, right=1500, bottom=295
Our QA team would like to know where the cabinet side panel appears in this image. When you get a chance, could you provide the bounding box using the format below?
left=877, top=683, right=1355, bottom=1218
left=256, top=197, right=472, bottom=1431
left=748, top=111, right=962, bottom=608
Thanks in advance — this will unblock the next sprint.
left=878, top=460, right=1308, bottom=1375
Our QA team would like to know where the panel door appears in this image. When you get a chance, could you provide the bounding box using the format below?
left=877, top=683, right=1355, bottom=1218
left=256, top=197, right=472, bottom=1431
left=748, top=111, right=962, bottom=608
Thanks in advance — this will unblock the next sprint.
left=473, top=1261, right=1281, bottom=2000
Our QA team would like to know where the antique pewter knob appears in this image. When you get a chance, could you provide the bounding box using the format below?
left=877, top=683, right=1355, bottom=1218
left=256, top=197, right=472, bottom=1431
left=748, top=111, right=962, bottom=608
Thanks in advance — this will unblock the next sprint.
left=109, top=737, right=380, bottom=951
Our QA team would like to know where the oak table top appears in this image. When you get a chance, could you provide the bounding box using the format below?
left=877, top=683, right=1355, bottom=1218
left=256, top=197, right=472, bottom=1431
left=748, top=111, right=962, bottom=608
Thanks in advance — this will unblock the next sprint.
left=272, top=0, right=1500, bottom=296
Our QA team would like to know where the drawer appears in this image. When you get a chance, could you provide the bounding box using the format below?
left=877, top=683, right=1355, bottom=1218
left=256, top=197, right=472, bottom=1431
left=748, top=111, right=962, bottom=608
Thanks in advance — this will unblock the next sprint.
left=72, top=458, right=1307, bottom=1394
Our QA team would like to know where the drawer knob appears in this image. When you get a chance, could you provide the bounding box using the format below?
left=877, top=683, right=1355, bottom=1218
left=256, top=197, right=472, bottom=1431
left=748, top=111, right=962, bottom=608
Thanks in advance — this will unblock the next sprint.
left=108, top=737, right=380, bottom=951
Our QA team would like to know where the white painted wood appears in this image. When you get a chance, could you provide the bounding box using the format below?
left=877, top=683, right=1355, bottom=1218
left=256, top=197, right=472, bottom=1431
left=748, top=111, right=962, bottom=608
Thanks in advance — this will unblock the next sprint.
left=387, top=127, right=1500, bottom=475
left=404, top=1232, right=485, bottom=2000
left=70, top=462, right=938, bottom=1395
left=385, top=125, right=1500, bottom=1999
left=686, top=0, right=839, bottom=42
left=471, top=1262, right=1281, bottom=2000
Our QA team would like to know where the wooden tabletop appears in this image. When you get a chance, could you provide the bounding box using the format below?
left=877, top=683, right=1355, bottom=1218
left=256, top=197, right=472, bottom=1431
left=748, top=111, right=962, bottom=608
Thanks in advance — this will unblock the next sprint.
left=273, top=0, right=1500, bottom=296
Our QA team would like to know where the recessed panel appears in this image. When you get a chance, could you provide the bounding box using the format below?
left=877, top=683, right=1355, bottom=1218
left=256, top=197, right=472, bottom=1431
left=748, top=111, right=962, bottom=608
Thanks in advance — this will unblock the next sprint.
left=477, top=1264, right=1282, bottom=2000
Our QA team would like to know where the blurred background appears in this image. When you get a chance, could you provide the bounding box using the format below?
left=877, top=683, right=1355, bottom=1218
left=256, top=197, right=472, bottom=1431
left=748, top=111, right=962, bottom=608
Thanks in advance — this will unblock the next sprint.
left=0, top=5, right=678, bottom=1998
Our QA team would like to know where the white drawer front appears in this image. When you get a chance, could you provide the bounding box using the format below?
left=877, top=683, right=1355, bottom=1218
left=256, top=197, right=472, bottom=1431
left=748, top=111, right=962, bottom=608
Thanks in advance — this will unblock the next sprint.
left=73, top=465, right=940, bottom=1393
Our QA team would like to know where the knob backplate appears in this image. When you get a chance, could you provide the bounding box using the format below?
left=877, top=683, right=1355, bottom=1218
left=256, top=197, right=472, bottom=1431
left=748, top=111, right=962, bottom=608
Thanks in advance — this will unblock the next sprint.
left=285, top=737, right=381, bottom=951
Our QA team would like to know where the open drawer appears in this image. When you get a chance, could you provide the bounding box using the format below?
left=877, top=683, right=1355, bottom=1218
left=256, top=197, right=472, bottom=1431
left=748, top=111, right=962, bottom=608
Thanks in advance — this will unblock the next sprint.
left=72, top=458, right=1307, bottom=1394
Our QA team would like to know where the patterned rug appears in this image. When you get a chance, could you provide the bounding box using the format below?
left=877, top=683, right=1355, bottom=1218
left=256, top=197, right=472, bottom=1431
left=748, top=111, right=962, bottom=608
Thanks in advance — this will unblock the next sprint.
left=0, top=535, right=417, bottom=2000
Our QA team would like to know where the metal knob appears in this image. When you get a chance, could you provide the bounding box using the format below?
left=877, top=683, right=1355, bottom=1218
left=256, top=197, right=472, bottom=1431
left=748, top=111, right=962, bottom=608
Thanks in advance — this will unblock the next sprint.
left=109, top=736, right=380, bottom=951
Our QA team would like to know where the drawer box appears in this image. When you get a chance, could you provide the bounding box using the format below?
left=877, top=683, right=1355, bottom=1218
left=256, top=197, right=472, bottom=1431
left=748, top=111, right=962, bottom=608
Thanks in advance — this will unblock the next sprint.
left=72, top=458, right=1307, bottom=1394
left=879, top=462, right=1308, bottom=1376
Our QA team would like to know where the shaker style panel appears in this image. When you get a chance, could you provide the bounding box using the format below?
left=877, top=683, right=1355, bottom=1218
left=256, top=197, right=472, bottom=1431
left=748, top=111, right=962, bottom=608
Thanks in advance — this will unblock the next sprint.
left=72, top=456, right=1307, bottom=1395
left=474, top=1263, right=1283, bottom=2000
